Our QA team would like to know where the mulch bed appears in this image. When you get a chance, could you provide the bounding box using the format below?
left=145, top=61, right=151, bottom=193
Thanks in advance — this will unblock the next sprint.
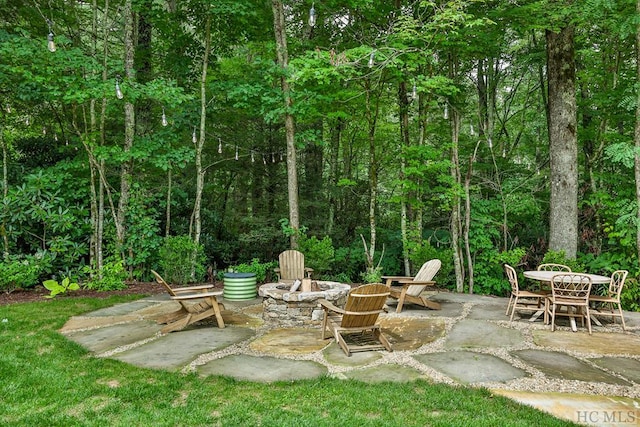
left=0, top=281, right=172, bottom=306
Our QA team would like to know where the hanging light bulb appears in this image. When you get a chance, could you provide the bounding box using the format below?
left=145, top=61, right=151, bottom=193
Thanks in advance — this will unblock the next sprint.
left=42, top=127, right=46, bottom=135
left=47, top=32, right=56, bottom=52
left=263, top=155, right=267, bottom=165
left=368, top=51, right=375, bottom=68
left=443, top=103, right=448, bottom=119
left=5, top=104, right=10, bottom=113
left=280, top=153, right=283, bottom=161
left=308, top=3, right=316, bottom=27
left=192, top=127, right=197, bottom=143
left=161, top=107, right=168, bottom=126
left=46, top=20, right=56, bottom=52
left=218, top=138, right=222, bottom=154
left=235, top=146, right=238, bottom=160
left=251, top=151, right=255, bottom=163
left=115, top=76, right=123, bottom=99
left=54, top=133, right=58, bottom=141
left=411, top=82, right=417, bottom=100
left=272, top=153, right=276, bottom=163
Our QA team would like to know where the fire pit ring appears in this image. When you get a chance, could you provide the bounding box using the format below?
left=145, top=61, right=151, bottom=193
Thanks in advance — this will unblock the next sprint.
left=259, top=281, right=351, bottom=326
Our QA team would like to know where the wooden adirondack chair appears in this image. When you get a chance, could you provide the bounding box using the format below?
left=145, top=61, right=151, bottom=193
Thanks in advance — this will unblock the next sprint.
left=381, top=259, right=442, bottom=312
left=273, top=249, right=313, bottom=283
left=151, top=270, right=225, bottom=333
left=318, top=283, right=392, bottom=356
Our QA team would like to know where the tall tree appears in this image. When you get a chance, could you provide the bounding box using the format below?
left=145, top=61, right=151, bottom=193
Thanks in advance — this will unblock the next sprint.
left=546, top=20, right=578, bottom=259
left=271, top=0, right=300, bottom=249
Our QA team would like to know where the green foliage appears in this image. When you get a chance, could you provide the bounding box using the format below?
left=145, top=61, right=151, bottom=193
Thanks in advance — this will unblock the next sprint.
left=0, top=253, right=49, bottom=293
left=42, top=277, right=79, bottom=298
left=620, top=278, right=640, bottom=312
left=82, top=260, right=127, bottom=291
left=541, top=250, right=584, bottom=272
left=123, top=186, right=163, bottom=279
left=158, top=235, right=206, bottom=285
left=408, top=240, right=454, bottom=289
left=473, top=248, right=527, bottom=296
left=299, top=234, right=335, bottom=276
left=229, top=258, right=276, bottom=283
left=360, top=266, right=382, bottom=284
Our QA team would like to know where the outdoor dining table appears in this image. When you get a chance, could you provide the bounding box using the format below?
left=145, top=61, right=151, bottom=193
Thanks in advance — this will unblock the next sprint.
left=522, top=270, right=611, bottom=331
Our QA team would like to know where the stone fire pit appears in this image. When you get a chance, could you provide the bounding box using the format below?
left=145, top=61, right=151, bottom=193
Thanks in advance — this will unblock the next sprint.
left=259, top=281, right=351, bottom=326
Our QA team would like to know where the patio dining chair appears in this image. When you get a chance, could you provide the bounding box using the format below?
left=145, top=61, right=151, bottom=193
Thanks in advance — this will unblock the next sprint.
left=589, top=270, right=628, bottom=331
left=548, top=273, right=592, bottom=334
left=535, top=263, right=571, bottom=291
left=504, top=264, right=548, bottom=322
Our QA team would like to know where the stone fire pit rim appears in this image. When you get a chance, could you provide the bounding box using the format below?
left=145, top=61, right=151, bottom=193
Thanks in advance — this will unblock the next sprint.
left=258, top=280, right=351, bottom=302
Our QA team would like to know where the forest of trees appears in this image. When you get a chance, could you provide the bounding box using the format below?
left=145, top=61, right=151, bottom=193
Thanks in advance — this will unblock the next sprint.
left=1, top=1, right=639, bottom=308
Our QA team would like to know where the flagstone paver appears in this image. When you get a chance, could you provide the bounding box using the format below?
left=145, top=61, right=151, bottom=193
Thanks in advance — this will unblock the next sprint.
left=249, top=327, right=328, bottom=355
left=380, top=317, right=445, bottom=351
left=197, top=354, right=327, bottom=382
left=341, top=364, right=429, bottom=383
left=445, top=319, right=524, bottom=348
left=589, top=357, right=640, bottom=383
left=414, top=351, right=528, bottom=384
left=511, top=349, right=631, bottom=385
left=64, top=320, right=163, bottom=353
left=111, top=327, right=255, bottom=370
left=532, top=330, right=640, bottom=356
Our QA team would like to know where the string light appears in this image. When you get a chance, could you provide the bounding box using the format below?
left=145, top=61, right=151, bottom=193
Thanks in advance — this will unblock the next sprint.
left=54, top=133, right=58, bottom=141
left=443, top=104, right=448, bottom=120
left=235, top=146, right=238, bottom=160
left=46, top=19, right=56, bottom=52
left=272, top=153, right=275, bottom=163
left=368, top=51, right=375, bottom=68
left=263, top=155, right=267, bottom=165
left=308, top=3, right=316, bottom=27
left=115, top=75, right=123, bottom=99
left=411, top=82, right=417, bottom=100
left=218, top=138, right=222, bottom=154
left=161, top=107, right=168, bottom=126
left=192, top=127, right=197, bottom=143
left=251, top=151, right=255, bottom=163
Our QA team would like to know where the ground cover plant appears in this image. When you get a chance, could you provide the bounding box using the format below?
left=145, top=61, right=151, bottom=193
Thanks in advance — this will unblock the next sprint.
left=0, top=295, right=578, bottom=426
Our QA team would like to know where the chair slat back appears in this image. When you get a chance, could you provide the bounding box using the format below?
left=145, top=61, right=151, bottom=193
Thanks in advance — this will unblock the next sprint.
left=551, top=273, right=591, bottom=302
left=609, top=270, right=628, bottom=299
left=341, top=283, right=389, bottom=328
left=406, top=259, right=441, bottom=297
left=278, top=250, right=306, bottom=281
left=151, top=270, right=177, bottom=297
left=504, top=264, right=519, bottom=293
left=537, top=263, right=571, bottom=272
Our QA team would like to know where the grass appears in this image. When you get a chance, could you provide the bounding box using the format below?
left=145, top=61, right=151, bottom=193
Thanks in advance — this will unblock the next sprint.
left=0, top=296, right=579, bottom=426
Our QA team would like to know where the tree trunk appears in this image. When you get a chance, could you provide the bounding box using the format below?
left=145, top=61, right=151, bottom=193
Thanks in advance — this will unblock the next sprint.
left=365, top=79, right=379, bottom=272
left=116, top=0, right=136, bottom=264
left=192, top=15, right=210, bottom=249
left=399, top=80, right=411, bottom=275
left=635, top=0, right=640, bottom=265
left=546, top=25, right=578, bottom=258
left=271, top=0, right=300, bottom=248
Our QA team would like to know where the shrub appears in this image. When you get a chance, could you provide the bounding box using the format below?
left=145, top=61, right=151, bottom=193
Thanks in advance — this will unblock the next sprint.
left=229, top=258, right=277, bottom=283
left=158, top=235, right=206, bottom=285
left=299, top=234, right=335, bottom=276
left=82, top=259, right=128, bottom=291
left=0, top=253, right=50, bottom=293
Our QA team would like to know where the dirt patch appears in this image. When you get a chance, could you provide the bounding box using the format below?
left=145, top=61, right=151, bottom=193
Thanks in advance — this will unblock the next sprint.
left=0, top=281, right=221, bottom=306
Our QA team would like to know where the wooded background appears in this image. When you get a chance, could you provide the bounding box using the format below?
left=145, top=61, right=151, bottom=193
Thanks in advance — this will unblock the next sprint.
left=1, top=1, right=639, bottom=305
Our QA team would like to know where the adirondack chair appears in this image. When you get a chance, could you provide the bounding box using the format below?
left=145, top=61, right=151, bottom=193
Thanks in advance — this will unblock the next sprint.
left=381, top=259, right=442, bottom=312
left=318, top=283, right=392, bottom=356
left=273, top=249, right=313, bottom=283
left=151, top=270, right=225, bottom=333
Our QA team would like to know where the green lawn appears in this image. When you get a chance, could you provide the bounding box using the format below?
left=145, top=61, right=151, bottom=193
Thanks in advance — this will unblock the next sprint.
left=0, top=296, right=578, bottom=426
